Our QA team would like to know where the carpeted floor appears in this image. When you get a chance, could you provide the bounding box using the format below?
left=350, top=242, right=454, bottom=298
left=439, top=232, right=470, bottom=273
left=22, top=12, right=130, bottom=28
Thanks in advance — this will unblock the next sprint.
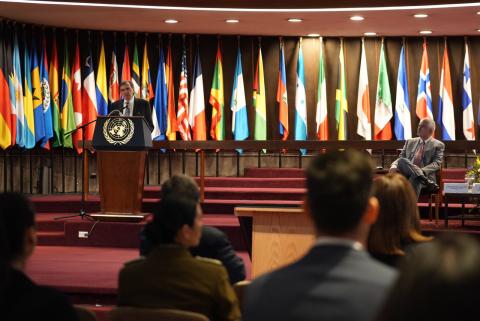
left=25, top=245, right=251, bottom=306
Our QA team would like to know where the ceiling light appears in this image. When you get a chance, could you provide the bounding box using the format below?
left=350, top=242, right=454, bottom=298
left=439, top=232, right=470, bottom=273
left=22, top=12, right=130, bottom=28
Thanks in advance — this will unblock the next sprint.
left=225, top=19, right=239, bottom=23
left=288, top=18, right=303, bottom=22
left=350, top=16, right=365, bottom=21
left=414, top=13, right=429, bottom=18
left=419, top=30, right=432, bottom=34
left=477, top=29, right=480, bottom=32
left=164, top=19, right=178, bottom=24
left=364, top=32, right=377, bottom=36
left=308, top=33, right=320, bottom=37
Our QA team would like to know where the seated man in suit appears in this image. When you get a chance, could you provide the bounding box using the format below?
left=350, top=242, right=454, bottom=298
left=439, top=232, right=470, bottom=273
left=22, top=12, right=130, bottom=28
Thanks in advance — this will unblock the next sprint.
left=243, top=150, right=397, bottom=321
left=390, top=118, right=444, bottom=198
left=109, top=80, right=154, bottom=131
left=140, top=175, right=246, bottom=284
left=0, top=193, right=78, bottom=321
left=118, top=196, right=241, bottom=321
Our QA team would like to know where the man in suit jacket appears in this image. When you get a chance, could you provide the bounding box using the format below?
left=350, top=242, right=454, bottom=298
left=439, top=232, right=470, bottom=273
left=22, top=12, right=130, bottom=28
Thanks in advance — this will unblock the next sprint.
left=390, top=118, right=444, bottom=197
left=243, top=150, right=397, bottom=321
left=109, top=80, right=154, bottom=131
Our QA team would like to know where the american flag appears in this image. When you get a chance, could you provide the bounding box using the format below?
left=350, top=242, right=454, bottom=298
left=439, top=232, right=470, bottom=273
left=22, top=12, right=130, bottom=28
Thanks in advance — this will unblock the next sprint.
left=177, top=46, right=191, bottom=140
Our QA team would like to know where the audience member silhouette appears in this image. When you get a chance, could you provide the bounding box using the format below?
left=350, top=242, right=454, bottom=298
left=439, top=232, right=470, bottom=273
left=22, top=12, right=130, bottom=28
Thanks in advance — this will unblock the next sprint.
left=244, top=150, right=397, bottom=321
left=0, top=192, right=77, bottom=321
left=368, top=173, right=432, bottom=267
left=140, top=174, right=246, bottom=284
left=376, top=233, right=480, bottom=321
left=119, top=195, right=240, bottom=321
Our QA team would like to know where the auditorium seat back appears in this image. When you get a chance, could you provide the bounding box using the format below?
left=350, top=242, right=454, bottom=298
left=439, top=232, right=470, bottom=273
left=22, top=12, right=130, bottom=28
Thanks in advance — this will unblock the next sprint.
left=108, top=307, right=210, bottom=321
left=233, top=280, right=251, bottom=312
left=75, top=305, right=98, bottom=321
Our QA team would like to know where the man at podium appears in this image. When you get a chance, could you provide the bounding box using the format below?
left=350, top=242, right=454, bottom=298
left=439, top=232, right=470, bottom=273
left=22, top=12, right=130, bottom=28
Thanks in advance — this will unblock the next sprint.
left=109, top=80, right=154, bottom=132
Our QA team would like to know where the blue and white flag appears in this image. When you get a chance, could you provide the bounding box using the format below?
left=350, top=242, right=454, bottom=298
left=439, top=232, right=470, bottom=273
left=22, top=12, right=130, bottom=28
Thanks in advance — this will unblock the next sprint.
left=394, top=45, right=412, bottom=140
left=295, top=40, right=307, bottom=155
left=462, top=42, right=475, bottom=141
left=231, top=47, right=249, bottom=147
left=40, top=35, right=53, bottom=147
left=12, top=33, right=25, bottom=147
left=151, top=44, right=168, bottom=141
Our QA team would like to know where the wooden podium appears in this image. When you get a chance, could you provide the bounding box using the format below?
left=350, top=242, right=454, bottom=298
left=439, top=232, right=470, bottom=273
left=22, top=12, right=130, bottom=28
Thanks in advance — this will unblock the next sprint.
left=235, top=207, right=315, bottom=278
left=91, top=116, right=152, bottom=221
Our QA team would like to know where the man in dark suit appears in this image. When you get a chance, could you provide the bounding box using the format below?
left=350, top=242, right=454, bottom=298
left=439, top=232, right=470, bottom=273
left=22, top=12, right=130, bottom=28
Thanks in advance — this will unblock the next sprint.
left=243, top=150, right=397, bottom=321
left=109, top=80, right=154, bottom=131
left=390, top=118, right=444, bottom=197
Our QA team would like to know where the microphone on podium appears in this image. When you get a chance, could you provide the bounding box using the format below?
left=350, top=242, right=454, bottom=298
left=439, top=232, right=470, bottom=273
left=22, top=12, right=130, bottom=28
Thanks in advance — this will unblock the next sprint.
left=107, top=104, right=129, bottom=117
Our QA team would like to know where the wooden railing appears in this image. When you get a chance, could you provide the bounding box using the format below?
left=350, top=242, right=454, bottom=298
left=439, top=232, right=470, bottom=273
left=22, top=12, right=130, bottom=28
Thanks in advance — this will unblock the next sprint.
left=80, top=140, right=478, bottom=201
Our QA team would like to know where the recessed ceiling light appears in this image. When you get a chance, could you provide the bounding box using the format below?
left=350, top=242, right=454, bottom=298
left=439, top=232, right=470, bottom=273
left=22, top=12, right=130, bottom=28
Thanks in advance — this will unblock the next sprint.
left=164, top=19, right=178, bottom=24
left=477, top=29, right=480, bottom=32
left=288, top=18, right=303, bottom=22
left=226, top=19, right=239, bottom=23
left=308, top=33, right=320, bottom=37
left=414, top=13, right=429, bottom=18
left=350, top=16, right=365, bottom=21
left=477, top=11, right=480, bottom=14
left=419, top=30, right=432, bottom=34
left=364, top=32, right=377, bottom=36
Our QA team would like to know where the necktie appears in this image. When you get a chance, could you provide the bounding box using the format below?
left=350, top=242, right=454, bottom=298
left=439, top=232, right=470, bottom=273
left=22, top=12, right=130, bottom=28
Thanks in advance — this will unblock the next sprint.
left=413, top=141, right=424, bottom=167
left=123, top=101, right=130, bottom=117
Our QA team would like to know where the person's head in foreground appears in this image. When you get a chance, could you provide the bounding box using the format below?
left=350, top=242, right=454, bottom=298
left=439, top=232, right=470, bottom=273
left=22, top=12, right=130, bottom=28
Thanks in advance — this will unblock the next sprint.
left=376, top=233, right=480, bottom=321
left=150, top=195, right=203, bottom=248
left=306, top=149, right=379, bottom=245
left=0, top=192, right=36, bottom=274
left=368, top=173, right=432, bottom=259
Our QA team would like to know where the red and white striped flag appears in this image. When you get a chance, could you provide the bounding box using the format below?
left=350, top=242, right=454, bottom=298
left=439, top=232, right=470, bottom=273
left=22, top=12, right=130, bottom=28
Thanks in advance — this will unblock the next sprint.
left=177, top=44, right=191, bottom=141
left=109, top=45, right=119, bottom=103
left=71, top=39, right=83, bottom=153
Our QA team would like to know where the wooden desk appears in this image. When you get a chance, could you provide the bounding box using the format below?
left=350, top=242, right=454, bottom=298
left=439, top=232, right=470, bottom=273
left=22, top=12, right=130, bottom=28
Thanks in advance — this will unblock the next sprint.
left=235, top=207, right=315, bottom=278
left=444, top=192, right=480, bottom=227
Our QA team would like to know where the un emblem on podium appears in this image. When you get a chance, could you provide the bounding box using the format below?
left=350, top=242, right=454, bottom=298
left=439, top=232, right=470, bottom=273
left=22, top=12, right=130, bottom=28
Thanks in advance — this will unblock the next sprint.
left=103, top=117, right=135, bottom=145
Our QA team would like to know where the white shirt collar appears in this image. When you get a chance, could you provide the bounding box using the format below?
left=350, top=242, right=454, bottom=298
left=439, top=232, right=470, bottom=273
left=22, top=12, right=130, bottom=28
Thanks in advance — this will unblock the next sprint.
left=314, top=237, right=364, bottom=251
left=419, top=136, right=432, bottom=144
left=124, top=97, right=134, bottom=106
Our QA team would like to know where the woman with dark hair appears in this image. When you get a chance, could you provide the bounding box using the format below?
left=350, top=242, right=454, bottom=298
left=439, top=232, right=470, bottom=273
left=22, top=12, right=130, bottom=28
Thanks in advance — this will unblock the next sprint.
left=0, top=192, right=77, bottom=321
left=118, top=196, right=240, bottom=321
left=368, top=173, right=432, bottom=267
left=376, top=233, right=480, bottom=321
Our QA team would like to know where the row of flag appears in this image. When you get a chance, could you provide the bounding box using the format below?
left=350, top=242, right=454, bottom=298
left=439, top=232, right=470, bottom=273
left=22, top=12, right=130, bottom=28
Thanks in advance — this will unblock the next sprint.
left=330, top=37, right=476, bottom=142
left=0, top=32, right=478, bottom=153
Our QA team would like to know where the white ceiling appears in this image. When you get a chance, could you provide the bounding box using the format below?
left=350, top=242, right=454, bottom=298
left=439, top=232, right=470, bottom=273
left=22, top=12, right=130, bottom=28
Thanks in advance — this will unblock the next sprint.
left=0, top=1, right=479, bottom=36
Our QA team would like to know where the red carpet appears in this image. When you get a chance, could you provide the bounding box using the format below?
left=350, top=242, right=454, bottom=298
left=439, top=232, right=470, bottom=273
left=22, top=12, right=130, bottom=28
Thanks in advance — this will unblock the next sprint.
left=25, top=245, right=251, bottom=305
